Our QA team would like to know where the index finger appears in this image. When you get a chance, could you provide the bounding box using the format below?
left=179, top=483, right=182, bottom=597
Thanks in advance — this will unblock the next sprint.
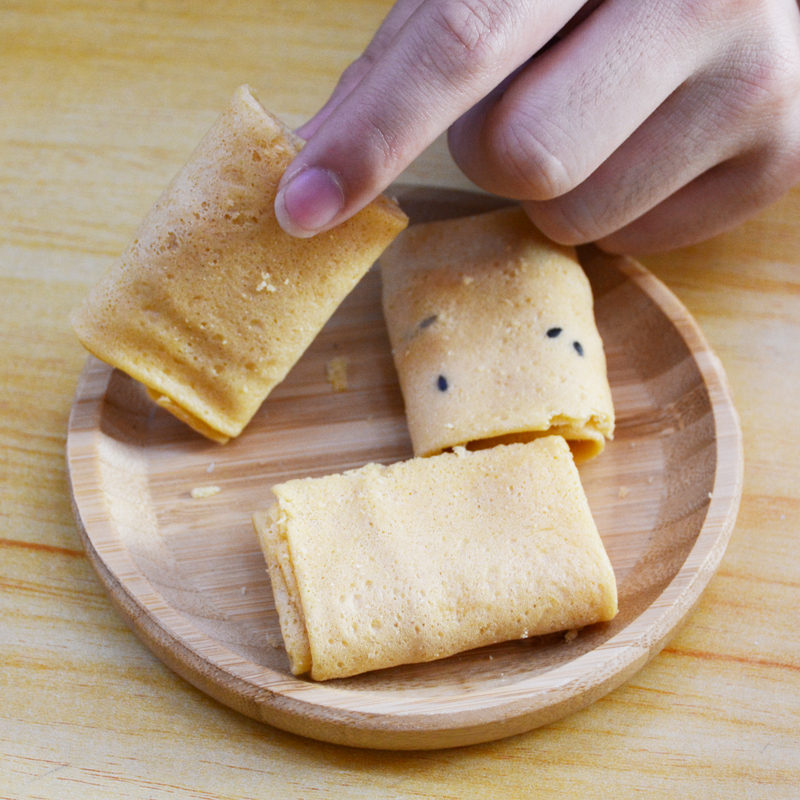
left=276, top=0, right=585, bottom=237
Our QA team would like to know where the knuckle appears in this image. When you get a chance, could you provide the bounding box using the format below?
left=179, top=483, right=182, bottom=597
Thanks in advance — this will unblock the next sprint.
left=735, top=45, right=800, bottom=117
left=335, top=59, right=372, bottom=99
left=360, top=101, right=409, bottom=174
left=489, top=112, right=581, bottom=199
left=340, top=50, right=380, bottom=85
left=425, top=0, right=512, bottom=83
left=692, top=9, right=800, bottom=151
left=721, top=3, right=800, bottom=118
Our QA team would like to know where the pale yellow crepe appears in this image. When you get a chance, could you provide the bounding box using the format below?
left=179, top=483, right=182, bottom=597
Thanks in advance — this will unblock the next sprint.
left=71, top=85, right=408, bottom=443
left=380, top=207, right=613, bottom=461
left=253, top=437, right=618, bottom=681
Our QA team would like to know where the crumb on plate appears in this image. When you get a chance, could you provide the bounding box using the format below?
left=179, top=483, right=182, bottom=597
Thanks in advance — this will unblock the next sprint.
left=326, top=356, right=349, bottom=391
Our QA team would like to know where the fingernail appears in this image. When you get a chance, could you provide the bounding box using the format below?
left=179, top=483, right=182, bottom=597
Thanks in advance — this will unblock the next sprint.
left=275, top=166, right=344, bottom=238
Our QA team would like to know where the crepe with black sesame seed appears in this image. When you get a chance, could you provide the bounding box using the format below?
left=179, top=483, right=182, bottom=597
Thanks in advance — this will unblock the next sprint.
left=253, top=437, right=618, bottom=681
left=71, top=85, right=408, bottom=443
left=379, top=206, right=614, bottom=461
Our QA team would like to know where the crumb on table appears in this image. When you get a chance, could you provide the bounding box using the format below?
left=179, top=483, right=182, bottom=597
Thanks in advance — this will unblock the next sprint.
left=190, top=486, right=221, bottom=499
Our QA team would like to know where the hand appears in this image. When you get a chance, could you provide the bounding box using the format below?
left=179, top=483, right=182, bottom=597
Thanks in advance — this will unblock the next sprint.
left=274, top=0, right=800, bottom=255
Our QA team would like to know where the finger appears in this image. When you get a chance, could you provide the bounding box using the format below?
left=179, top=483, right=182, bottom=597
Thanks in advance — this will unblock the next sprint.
left=296, top=0, right=427, bottom=140
left=448, top=0, right=718, bottom=201
left=595, top=146, right=800, bottom=255
left=519, top=73, right=750, bottom=244
left=276, top=0, right=587, bottom=238
left=521, top=0, right=800, bottom=246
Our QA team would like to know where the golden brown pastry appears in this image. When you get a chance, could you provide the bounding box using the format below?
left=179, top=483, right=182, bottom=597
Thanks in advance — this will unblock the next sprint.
left=71, top=85, right=408, bottom=443
left=253, top=437, right=618, bottom=681
left=380, top=206, right=613, bottom=461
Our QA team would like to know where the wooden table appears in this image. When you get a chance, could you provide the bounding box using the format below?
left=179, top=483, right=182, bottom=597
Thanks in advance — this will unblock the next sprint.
left=2, top=1, right=798, bottom=796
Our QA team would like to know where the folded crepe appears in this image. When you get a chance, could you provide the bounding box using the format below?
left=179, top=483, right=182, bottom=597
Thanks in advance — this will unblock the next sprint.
left=380, top=207, right=614, bottom=461
left=253, top=436, right=618, bottom=681
left=71, top=85, right=408, bottom=443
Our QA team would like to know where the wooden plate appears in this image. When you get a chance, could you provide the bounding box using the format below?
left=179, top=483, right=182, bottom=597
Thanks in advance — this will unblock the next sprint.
left=67, top=187, right=743, bottom=750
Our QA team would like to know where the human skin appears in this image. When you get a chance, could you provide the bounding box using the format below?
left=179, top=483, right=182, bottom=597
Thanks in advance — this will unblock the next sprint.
left=274, top=0, right=800, bottom=255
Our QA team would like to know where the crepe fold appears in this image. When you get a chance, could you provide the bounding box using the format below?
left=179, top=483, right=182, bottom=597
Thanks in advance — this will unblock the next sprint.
left=380, top=207, right=614, bottom=461
left=253, top=436, right=618, bottom=681
left=71, top=85, right=408, bottom=443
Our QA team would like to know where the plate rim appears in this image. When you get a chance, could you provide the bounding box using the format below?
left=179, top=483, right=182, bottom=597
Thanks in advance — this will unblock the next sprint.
left=66, top=244, right=743, bottom=750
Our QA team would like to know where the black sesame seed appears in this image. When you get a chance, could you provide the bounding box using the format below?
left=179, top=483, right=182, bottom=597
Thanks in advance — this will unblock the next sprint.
left=546, top=327, right=562, bottom=338
left=419, top=314, right=438, bottom=329
left=437, top=375, right=449, bottom=391
left=573, top=341, right=584, bottom=356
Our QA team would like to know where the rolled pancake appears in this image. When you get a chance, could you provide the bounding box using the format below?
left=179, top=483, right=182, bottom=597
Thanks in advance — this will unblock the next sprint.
left=380, top=207, right=613, bottom=461
left=71, top=85, right=408, bottom=443
left=253, top=436, right=618, bottom=681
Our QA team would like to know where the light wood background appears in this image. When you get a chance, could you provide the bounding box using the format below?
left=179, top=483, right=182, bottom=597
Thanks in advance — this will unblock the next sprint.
left=1, top=0, right=798, bottom=797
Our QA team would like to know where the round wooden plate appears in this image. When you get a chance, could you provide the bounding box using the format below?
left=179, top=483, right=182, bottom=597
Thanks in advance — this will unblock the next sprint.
left=67, top=187, right=743, bottom=750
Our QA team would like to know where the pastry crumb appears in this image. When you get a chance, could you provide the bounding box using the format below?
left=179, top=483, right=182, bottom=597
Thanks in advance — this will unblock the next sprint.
left=190, top=485, right=221, bottom=499
left=564, top=629, right=579, bottom=643
left=618, top=486, right=630, bottom=499
left=325, top=356, right=349, bottom=391
left=256, top=272, right=277, bottom=292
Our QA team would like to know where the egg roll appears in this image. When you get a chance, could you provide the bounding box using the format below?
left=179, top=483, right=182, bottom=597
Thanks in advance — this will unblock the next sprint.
left=380, top=207, right=613, bottom=461
left=253, top=436, right=617, bottom=681
left=71, top=85, right=408, bottom=443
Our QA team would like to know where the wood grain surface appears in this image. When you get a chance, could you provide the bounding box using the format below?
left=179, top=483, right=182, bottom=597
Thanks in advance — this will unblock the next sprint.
left=2, top=0, right=799, bottom=796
